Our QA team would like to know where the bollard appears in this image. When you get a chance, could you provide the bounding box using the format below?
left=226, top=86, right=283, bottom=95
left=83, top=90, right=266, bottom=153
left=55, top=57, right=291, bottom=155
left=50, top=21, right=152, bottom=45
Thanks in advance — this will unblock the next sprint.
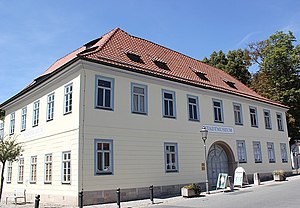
left=78, top=190, right=83, bottom=208
left=34, top=194, right=40, bottom=208
left=116, top=188, right=121, bottom=208
left=149, top=185, right=154, bottom=204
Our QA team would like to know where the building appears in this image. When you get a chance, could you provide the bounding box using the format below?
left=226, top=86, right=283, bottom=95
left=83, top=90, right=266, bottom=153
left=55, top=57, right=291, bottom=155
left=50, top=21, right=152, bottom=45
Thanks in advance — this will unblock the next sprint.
left=0, top=28, right=291, bottom=206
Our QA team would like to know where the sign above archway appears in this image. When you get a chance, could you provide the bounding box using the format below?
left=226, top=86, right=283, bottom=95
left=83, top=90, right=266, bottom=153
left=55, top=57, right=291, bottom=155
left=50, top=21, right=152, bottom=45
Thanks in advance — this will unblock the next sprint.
left=203, top=125, right=235, bottom=134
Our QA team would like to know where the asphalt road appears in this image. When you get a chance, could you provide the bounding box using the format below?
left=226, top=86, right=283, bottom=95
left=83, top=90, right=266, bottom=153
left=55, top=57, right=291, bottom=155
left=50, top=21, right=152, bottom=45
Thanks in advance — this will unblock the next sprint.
left=146, top=175, right=300, bottom=208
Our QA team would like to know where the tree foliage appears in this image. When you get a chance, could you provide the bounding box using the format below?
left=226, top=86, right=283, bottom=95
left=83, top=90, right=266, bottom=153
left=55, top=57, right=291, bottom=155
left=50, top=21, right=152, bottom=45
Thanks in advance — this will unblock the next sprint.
left=249, top=31, right=300, bottom=141
left=0, top=136, right=23, bottom=200
left=202, top=49, right=252, bottom=85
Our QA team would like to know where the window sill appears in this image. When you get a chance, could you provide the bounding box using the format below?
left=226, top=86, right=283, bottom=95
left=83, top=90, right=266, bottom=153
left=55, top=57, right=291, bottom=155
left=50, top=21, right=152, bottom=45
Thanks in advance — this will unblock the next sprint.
left=20, top=129, right=26, bottom=132
left=46, top=118, right=53, bottom=122
left=64, top=111, right=72, bottom=116
left=62, top=182, right=71, bottom=185
left=132, top=111, right=147, bottom=115
left=163, top=115, right=176, bottom=119
left=44, top=182, right=52, bottom=184
left=235, top=123, right=243, bottom=126
left=30, top=181, right=36, bottom=184
left=95, top=106, right=113, bottom=111
left=166, top=170, right=178, bottom=173
left=238, top=161, right=247, bottom=163
left=278, top=129, right=284, bottom=132
left=6, top=182, right=11, bottom=184
left=265, top=127, right=272, bottom=130
left=269, top=161, right=276, bottom=163
left=17, top=181, right=23, bottom=184
left=188, top=118, right=200, bottom=122
left=214, top=121, right=224, bottom=123
left=255, top=161, right=262, bottom=163
left=251, top=125, right=258, bottom=128
left=32, top=124, right=39, bottom=128
left=95, top=172, right=113, bottom=175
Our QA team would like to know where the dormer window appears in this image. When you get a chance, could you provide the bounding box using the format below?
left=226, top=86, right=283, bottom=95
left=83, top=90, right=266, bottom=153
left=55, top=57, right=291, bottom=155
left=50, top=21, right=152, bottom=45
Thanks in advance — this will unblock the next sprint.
left=190, top=67, right=209, bottom=81
left=126, top=52, right=144, bottom=64
left=195, top=71, right=209, bottom=81
left=223, top=80, right=237, bottom=89
left=153, top=60, right=169, bottom=70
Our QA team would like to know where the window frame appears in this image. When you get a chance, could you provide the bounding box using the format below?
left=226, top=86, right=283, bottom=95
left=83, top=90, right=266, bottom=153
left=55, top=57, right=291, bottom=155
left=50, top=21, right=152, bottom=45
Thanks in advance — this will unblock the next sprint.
left=252, top=141, right=262, bottom=163
left=0, top=122, right=4, bottom=140
left=18, top=157, right=24, bottom=183
left=131, top=83, right=148, bottom=115
left=64, top=83, right=73, bottom=115
left=62, top=151, right=71, bottom=184
left=164, top=142, right=179, bottom=173
left=94, top=139, right=114, bottom=175
left=7, top=161, right=12, bottom=183
left=32, top=100, right=40, bottom=127
left=267, top=142, right=276, bottom=163
left=162, top=89, right=176, bottom=119
left=95, top=76, right=114, bottom=110
left=47, top=93, right=55, bottom=121
left=276, top=112, right=284, bottom=131
left=9, top=112, right=15, bottom=135
left=236, top=140, right=247, bottom=163
left=233, top=103, right=243, bottom=125
left=263, top=109, right=272, bottom=129
left=187, top=95, right=200, bottom=122
left=21, top=107, right=27, bottom=131
left=44, top=153, right=52, bottom=184
left=212, top=99, right=224, bottom=123
left=249, top=106, right=258, bottom=127
left=280, top=143, right=288, bottom=163
left=30, top=156, right=37, bottom=183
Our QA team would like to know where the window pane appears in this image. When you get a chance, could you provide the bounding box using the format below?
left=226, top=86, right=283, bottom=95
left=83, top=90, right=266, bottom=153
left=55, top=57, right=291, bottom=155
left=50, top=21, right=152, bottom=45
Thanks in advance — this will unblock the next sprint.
left=104, top=89, right=111, bottom=107
left=99, top=80, right=111, bottom=88
left=164, top=93, right=173, bottom=99
left=97, top=88, right=104, bottom=106
left=98, top=153, right=103, bottom=171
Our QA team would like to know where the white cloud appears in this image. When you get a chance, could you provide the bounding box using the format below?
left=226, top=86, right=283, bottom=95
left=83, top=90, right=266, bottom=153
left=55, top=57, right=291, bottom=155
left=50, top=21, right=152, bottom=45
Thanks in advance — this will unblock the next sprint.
left=236, top=31, right=261, bottom=48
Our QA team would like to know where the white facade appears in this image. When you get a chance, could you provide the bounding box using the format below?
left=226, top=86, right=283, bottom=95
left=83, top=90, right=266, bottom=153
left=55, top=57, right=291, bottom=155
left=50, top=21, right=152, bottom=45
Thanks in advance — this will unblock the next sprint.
left=0, top=58, right=291, bottom=205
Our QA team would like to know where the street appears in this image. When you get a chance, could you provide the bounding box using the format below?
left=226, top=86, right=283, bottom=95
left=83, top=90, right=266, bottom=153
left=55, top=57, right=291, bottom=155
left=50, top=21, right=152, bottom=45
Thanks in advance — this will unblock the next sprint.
left=145, top=175, right=300, bottom=208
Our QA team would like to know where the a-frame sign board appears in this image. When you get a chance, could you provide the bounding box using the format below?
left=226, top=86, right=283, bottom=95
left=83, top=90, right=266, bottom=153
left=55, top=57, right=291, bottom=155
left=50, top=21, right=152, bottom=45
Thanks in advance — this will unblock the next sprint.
left=216, top=173, right=231, bottom=191
left=233, top=167, right=249, bottom=188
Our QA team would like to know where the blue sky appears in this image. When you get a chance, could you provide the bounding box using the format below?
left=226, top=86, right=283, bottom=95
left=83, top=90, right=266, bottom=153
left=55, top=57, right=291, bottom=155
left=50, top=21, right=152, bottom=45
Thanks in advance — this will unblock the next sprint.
left=0, top=0, right=299, bottom=104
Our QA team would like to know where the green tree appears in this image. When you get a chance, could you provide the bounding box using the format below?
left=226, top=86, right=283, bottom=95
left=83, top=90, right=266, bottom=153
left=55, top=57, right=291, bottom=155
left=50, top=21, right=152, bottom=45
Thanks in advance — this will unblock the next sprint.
left=249, top=31, right=300, bottom=142
left=202, top=49, right=252, bottom=85
left=0, top=137, right=23, bottom=200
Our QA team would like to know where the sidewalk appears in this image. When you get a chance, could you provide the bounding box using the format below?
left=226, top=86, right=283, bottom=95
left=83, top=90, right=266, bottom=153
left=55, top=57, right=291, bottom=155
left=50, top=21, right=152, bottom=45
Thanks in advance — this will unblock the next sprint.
left=2, top=175, right=300, bottom=208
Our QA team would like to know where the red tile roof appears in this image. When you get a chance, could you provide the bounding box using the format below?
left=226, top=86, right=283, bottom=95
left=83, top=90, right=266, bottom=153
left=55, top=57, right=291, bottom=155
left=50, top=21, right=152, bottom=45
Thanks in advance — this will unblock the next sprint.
left=1, top=28, right=287, bottom=109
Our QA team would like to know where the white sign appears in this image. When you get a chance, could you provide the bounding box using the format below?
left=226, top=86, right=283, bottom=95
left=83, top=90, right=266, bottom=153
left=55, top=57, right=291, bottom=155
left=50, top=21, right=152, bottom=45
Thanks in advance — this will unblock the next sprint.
left=203, top=125, right=234, bottom=134
left=234, top=167, right=248, bottom=187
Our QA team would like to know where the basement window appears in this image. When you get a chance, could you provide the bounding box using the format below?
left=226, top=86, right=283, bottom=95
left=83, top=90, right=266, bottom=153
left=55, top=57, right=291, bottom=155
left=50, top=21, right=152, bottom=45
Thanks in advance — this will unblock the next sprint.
left=223, top=80, right=237, bottom=89
left=153, top=60, right=170, bottom=70
left=126, top=52, right=144, bottom=64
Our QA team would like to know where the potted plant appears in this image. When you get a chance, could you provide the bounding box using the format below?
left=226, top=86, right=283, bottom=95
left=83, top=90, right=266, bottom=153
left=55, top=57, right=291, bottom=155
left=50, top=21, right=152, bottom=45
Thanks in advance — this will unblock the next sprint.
left=273, top=170, right=285, bottom=181
left=181, top=183, right=201, bottom=197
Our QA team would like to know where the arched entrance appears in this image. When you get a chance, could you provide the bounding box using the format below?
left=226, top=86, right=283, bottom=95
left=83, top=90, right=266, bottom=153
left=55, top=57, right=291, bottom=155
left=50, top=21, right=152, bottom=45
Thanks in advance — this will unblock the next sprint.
left=207, top=141, right=236, bottom=190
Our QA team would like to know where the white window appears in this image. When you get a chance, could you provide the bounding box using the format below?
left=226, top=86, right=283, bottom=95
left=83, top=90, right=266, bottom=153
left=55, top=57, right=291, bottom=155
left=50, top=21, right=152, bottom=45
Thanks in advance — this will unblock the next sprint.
left=9, top=112, right=15, bottom=135
left=7, top=161, right=12, bottom=183
left=62, top=151, right=71, bottom=183
left=131, top=83, right=147, bottom=114
left=0, top=122, right=4, bottom=140
left=280, top=143, right=288, bottom=163
left=249, top=107, right=258, bottom=127
left=47, top=93, right=55, bottom=121
left=21, top=107, right=27, bottom=131
left=237, top=140, right=247, bottom=163
left=64, top=84, right=73, bottom=114
left=164, top=143, right=179, bottom=172
left=162, top=90, right=176, bottom=118
left=95, top=139, right=113, bottom=174
left=253, top=141, right=262, bottom=163
left=30, top=156, right=37, bottom=183
left=187, top=95, right=199, bottom=121
left=18, top=158, right=24, bottom=183
left=276, top=113, right=284, bottom=131
left=95, top=76, right=114, bottom=110
left=233, top=103, right=243, bottom=125
left=264, top=109, right=272, bottom=129
left=32, top=101, right=40, bottom=127
left=45, top=154, right=52, bottom=183
left=213, top=99, right=223, bottom=123
left=267, top=142, right=276, bottom=163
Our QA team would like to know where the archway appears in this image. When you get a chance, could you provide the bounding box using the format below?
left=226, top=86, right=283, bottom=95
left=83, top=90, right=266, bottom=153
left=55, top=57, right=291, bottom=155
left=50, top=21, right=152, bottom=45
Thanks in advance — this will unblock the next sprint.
left=207, top=141, right=236, bottom=190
